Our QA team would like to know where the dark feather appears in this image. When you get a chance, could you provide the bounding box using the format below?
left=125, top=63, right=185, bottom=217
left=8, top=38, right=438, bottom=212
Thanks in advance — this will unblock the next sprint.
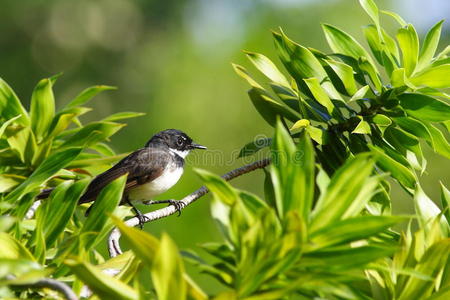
left=79, top=147, right=174, bottom=204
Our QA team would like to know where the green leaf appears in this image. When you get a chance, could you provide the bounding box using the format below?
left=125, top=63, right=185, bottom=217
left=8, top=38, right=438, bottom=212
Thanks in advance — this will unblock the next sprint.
left=0, top=77, right=29, bottom=125
left=102, top=112, right=146, bottom=122
left=0, top=233, right=35, bottom=260
left=29, top=78, right=55, bottom=142
left=59, top=122, right=126, bottom=149
left=395, top=117, right=450, bottom=159
left=414, top=185, right=447, bottom=232
left=302, top=245, right=395, bottom=269
left=233, top=64, right=263, bottom=89
left=359, top=0, right=380, bottom=29
left=112, top=216, right=159, bottom=267
left=272, top=31, right=341, bottom=99
left=372, top=114, right=392, bottom=135
left=363, top=25, right=397, bottom=76
left=66, top=85, right=116, bottom=108
left=369, top=145, right=416, bottom=190
left=322, top=23, right=376, bottom=67
left=309, top=216, right=403, bottom=250
left=424, top=122, right=450, bottom=159
left=81, top=175, right=127, bottom=250
left=325, top=60, right=358, bottom=95
left=238, top=137, right=271, bottom=158
left=47, top=106, right=92, bottom=139
left=417, top=20, right=444, bottom=72
left=151, top=233, right=187, bottom=300
left=441, top=183, right=450, bottom=225
left=245, top=51, right=290, bottom=87
left=66, top=259, right=138, bottom=300
left=398, top=239, right=450, bottom=299
left=410, top=64, right=450, bottom=88
left=349, top=85, right=370, bottom=102
left=303, top=77, right=335, bottom=114
left=311, top=153, right=375, bottom=231
left=397, top=25, right=419, bottom=76
left=352, top=116, right=371, bottom=134
left=398, top=93, right=450, bottom=122
left=358, top=56, right=383, bottom=91
left=271, top=120, right=314, bottom=218
left=381, top=10, right=407, bottom=26
left=247, top=88, right=301, bottom=127
left=195, top=169, right=238, bottom=206
left=390, top=68, right=415, bottom=88
left=0, top=115, right=22, bottom=139
left=37, top=179, right=89, bottom=248
left=384, top=126, right=426, bottom=172
left=5, top=148, right=82, bottom=203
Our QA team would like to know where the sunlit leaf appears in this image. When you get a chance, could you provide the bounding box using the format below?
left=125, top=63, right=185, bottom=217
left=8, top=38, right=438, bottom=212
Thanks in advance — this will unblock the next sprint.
left=311, top=153, right=375, bottom=231
left=81, top=175, right=127, bottom=250
left=66, top=259, right=138, bottom=300
left=245, top=51, right=290, bottom=87
left=151, top=233, right=187, bottom=300
left=303, top=77, right=335, bottom=114
left=417, top=20, right=444, bottom=72
left=195, top=169, right=238, bottom=206
left=0, top=233, right=35, bottom=260
left=397, top=25, right=419, bottom=76
left=410, top=64, right=450, bottom=88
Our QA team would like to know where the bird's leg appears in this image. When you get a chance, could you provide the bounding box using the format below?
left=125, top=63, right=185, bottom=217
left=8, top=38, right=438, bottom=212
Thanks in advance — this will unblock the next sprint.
left=126, top=197, right=148, bottom=229
left=142, top=199, right=185, bottom=217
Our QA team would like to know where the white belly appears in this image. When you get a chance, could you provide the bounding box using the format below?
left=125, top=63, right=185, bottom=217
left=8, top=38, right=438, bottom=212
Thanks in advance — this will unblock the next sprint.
left=128, top=166, right=183, bottom=201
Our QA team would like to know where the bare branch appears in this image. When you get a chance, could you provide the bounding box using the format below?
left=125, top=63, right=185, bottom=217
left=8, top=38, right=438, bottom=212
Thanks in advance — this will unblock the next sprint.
left=108, top=158, right=270, bottom=257
left=7, top=276, right=78, bottom=300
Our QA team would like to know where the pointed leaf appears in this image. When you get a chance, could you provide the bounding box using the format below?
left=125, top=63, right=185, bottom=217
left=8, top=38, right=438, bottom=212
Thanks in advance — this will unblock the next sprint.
left=245, top=51, right=290, bottom=87
left=151, top=233, right=187, bottom=300
left=417, top=20, right=444, bottom=71
left=66, top=259, right=138, bottom=300
left=410, top=64, right=450, bottom=88
left=397, top=25, right=419, bottom=76
left=30, top=78, right=55, bottom=141
left=66, top=85, right=116, bottom=108
left=398, top=93, right=450, bottom=122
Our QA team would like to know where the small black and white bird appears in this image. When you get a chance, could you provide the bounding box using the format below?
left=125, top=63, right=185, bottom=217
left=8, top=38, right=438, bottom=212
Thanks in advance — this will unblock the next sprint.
left=38, top=129, right=206, bottom=226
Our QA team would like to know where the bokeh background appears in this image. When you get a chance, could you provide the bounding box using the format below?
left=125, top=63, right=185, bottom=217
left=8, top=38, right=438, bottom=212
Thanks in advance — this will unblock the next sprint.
left=1, top=0, right=449, bottom=292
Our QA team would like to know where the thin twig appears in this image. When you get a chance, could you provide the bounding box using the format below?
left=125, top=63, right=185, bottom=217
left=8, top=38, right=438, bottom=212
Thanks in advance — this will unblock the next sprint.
left=7, top=276, right=78, bottom=300
left=108, top=158, right=271, bottom=257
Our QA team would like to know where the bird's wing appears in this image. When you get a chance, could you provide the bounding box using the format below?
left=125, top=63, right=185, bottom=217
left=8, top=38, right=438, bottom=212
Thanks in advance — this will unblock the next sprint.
left=79, top=148, right=171, bottom=204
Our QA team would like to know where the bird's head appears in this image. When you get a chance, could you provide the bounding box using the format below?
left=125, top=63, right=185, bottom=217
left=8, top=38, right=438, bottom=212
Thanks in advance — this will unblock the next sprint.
left=145, top=129, right=206, bottom=158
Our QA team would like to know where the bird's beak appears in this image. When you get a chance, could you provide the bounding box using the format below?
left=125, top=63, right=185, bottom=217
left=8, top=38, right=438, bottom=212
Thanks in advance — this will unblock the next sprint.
left=191, top=142, right=207, bottom=150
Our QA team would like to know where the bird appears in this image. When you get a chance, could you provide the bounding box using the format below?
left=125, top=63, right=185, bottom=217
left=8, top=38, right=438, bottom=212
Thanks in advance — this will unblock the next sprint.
left=38, top=129, right=206, bottom=227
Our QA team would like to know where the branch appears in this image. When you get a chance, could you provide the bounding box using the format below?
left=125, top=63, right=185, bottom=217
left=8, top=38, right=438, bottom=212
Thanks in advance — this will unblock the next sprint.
left=7, top=276, right=78, bottom=300
left=108, top=158, right=271, bottom=257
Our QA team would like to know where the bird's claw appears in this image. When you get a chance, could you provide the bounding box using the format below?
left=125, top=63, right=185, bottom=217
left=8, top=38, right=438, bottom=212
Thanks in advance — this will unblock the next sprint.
left=168, top=200, right=185, bottom=217
left=135, top=210, right=149, bottom=229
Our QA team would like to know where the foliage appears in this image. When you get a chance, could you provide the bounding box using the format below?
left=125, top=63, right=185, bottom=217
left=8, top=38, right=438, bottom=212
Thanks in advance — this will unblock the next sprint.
left=0, top=0, right=449, bottom=299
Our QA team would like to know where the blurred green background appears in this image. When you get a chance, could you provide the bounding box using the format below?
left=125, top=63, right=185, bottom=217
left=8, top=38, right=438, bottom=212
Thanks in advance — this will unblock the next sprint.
left=1, top=0, right=449, bottom=292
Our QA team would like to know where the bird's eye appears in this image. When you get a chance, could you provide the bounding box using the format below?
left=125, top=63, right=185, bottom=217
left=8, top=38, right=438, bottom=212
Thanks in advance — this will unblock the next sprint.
left=177, top=137, right=184, bottom=146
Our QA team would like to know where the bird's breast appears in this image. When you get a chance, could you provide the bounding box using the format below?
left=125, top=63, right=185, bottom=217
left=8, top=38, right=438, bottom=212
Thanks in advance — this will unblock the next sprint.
left=128, top=165, right=184, bottom=201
